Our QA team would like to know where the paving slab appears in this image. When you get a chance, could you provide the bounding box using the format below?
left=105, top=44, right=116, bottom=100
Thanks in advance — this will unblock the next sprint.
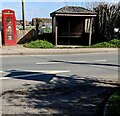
left=0, top=45, right=118, bottom=55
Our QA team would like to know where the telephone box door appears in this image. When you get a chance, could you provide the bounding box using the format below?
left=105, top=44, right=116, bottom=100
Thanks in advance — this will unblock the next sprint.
left=2, top=9, right=16, bottom=46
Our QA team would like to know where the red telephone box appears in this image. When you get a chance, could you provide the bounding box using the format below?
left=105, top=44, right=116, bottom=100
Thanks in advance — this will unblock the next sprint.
left=2, top=9, right=16, bottom=46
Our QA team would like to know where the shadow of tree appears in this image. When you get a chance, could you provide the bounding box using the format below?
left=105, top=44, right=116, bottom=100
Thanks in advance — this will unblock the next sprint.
left=2, top=74, right=119, bottom=116
left=4, top=70, right=55, bottom=83
left=49, top=60, right=120, bottom=67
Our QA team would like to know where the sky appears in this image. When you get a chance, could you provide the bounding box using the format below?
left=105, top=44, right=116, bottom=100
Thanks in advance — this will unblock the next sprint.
left=1, top=0, right=119, bottom=21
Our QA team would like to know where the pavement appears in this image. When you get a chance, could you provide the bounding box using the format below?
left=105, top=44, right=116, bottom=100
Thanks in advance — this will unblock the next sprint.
left=0, top=45, right=118, bottom=55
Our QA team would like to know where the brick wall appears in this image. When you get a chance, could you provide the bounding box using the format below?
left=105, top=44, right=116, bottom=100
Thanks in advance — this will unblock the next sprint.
left=16, top=29, right=37, bottom=44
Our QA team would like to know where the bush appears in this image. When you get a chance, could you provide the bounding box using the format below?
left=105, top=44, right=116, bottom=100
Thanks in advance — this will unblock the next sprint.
left=109, top=39, right=120, bottom=47
left=108, top=89, right=120, bottom=116
left=90, top=39, right=120, bottom=48
left=24, top=40, right=54, bottom=48
left=91, top=42, right=114, bottom=48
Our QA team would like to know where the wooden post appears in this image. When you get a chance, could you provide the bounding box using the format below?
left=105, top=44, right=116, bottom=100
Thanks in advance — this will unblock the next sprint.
left=55, top=26, right=58, bottom=46
left=52, top=16, right=55, bottom=34
left=53, top=16, right=58, bottom=46
left=22, top=0, right=25, bottom=30
left=89, top=18, right=93, bottom=46
left=54, top=17, right=58, bottom=46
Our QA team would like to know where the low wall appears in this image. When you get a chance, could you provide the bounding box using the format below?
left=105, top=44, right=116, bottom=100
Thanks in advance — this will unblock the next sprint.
left=16, top=29, right=37, bottom=44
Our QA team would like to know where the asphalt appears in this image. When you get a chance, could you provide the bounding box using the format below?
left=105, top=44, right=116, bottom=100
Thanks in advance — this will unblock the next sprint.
left=0, top=45, right=118, bottom=55
left=1, top=45, right=119, bottom=115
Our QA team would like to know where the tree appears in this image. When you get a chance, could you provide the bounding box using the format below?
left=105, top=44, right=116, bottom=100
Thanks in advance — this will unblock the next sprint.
left=93, top=2, right=120, bottom=40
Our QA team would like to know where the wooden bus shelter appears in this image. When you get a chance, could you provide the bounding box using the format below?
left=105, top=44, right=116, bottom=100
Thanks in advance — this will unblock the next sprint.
left=50, top=6, right=96, bottom=46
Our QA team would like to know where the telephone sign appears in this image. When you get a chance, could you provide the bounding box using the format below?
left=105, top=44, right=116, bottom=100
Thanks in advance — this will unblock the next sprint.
left=2, top=9, right=16, bottom=46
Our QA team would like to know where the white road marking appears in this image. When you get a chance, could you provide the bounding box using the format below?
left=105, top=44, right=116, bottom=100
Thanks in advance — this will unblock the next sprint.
left=36, top=59, right=107, bottom=65
left=36, top=62, right=61, bottom=65
left=1, top=70, right=70, bottom=74
left=0, top=70, right=70, bottom=80
left=66, top=59, right=107, bottom=63
left=16, top=70, right=70, bottom=74
left=0, top=74, right=44, bottom=80
left=0, top=77, right=12, bottom=80
left=0, top=71, right=3, bottom=73
left=90, top=65, right=119, bottom=71
left=69, top=61, right=86, bottom=63
left=95, top=60, right=107, bottom=62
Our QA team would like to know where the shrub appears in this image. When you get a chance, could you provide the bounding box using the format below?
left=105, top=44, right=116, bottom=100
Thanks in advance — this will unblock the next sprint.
left=91, top=42, right=115, bottom=48
left=108, top=89, right=120, bottom=116
left=90, top=39, right=120, bottom=48
left=109, top=39, right=120, bottom=47
left=24, top=40, right=54, bottom=48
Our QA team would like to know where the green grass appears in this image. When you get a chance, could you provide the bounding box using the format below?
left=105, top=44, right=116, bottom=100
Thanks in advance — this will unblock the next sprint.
left=108, top=88, right=120, bottom=116
left=90, top=39, right=120, bottom=48
left=24, top=40, right=54, bottom=48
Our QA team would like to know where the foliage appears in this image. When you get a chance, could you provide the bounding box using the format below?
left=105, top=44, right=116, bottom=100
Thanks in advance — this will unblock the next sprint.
left=109, top=39, right=120, bottom=46
left=32, top=18, right=52, bottom=24
left=39, top=26, right=52, bottom=34
left=93, top=2, right=120, bottom=40
left=108, top=89, right=120, bottom=116
left=43, top=27, right=52, bottom=33
left=91, top=42, right=114, bottom=48
left=24, top=40, right=54, bottom=48
left=17, top=26, right=35, bottom=30
left=90, top=39, right=120, bottom=48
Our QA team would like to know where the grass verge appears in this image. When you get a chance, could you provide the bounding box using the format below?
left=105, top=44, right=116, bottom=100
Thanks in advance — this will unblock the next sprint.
left=108, top=88, right=120, bottom=116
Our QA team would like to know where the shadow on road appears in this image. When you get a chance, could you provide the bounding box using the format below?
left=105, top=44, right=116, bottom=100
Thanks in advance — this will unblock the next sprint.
left=5, top=70, right=55, bottom=83
left=2, top=72, right=119, bottom=116
left=49, top=60, right=120, bottom=67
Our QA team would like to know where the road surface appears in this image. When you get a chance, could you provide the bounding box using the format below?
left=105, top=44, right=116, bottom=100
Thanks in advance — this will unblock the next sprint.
left=1, top=51, right=119, bottom=92
left=0, top=51, right=119, bottom=115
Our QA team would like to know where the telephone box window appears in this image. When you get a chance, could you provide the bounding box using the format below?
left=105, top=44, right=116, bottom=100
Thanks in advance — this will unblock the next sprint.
left=6, top=18, right=13, bottom=40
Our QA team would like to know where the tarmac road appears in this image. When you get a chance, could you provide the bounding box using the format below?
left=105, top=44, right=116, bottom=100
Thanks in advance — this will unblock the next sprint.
left=1, top=51, right=119, bottom=92
left=0, top=51, right=119, bottom=115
